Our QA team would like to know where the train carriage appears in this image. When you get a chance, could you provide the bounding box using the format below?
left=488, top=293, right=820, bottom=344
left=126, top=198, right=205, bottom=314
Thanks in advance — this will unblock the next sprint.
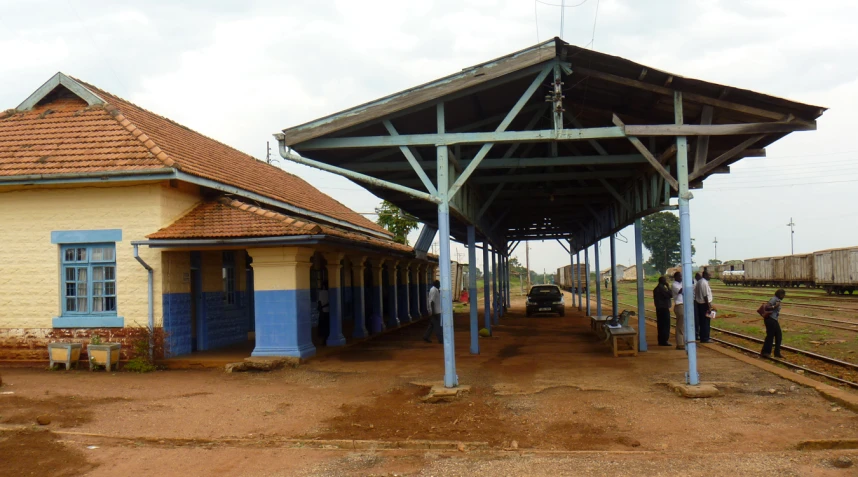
left=813, top=247, right=858, bottom=295
left=743, top=254, right=814, bottom=287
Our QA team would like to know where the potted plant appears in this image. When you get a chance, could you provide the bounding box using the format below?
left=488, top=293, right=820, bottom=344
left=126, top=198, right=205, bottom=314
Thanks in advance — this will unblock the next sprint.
left=48, top=342, right=83, bottom=370
left=87, top=335, right=121, bottom=371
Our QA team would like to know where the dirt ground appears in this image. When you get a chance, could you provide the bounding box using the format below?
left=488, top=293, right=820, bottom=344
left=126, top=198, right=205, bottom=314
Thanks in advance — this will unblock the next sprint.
left=2, top=295, right=858, bottom=476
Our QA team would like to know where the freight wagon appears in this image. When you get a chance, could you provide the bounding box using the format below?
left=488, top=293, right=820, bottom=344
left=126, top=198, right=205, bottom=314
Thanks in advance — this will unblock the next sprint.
left=813, top=247, right=858, bottom=295
left=555, top=264, right=586, bottom=292
left=721, top=270, right=745, bottom=285
left=742, top=253, right=814, bottom=288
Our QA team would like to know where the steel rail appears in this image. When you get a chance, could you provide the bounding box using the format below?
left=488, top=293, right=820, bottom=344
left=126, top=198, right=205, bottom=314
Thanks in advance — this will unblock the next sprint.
left=611, top=298, right=858, bottom=370
left=707, top=337, right=858, bottom=389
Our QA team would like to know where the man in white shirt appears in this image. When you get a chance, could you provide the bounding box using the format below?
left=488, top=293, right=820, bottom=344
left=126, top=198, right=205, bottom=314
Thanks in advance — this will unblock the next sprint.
left=423, top=280, right=443, bottom=344
left=671, top=271, right=685, bottom=350
left=693, top=271, right=714, bottom=343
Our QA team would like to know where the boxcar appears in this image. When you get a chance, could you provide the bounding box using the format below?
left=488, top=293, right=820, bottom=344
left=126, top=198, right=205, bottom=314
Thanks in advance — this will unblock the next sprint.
left=722, top=270, right=745, bottom=285
left=744, top=256, right=778, bottom=286
left=784, top=253, right=815, bottom=287
left=813, top=247, right=858, bottom=295
left=556, top=264, right=586, bottom=291
left=743, top=254, right=814, bottom=287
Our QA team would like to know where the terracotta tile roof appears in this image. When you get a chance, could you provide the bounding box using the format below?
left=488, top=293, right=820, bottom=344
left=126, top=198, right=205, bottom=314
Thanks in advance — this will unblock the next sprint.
left=148, top=197, right=414, bottom=255
left=76, top=80, right=389, bottom=237
left=0, top=94, right=167, bottom=176
left=1, top=75, right=390, bottom=237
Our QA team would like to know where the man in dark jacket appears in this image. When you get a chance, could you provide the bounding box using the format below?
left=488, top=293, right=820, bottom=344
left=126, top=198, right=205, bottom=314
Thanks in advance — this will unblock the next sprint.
left=653, top=276, right=673, bottom=346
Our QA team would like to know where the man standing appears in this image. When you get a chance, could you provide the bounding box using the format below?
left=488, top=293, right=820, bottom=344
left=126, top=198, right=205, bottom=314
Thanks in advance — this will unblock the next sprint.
left=423, top=280, right=443, bottom=344
left=760, top=289, right=786, bottom=358
left=694, top=271, right=714, bottom=343
left=671, top=271, right=686, bottom=350
left=653, top=276, right=673, bottom=346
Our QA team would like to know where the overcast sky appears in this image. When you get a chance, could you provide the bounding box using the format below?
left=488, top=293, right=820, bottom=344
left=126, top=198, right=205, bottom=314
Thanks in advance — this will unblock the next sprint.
left=2, top=0, right=856, bottom=276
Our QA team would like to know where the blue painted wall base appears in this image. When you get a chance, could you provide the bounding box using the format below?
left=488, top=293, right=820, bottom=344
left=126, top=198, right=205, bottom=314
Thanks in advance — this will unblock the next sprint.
left=252, top=289, right=315, bottom=358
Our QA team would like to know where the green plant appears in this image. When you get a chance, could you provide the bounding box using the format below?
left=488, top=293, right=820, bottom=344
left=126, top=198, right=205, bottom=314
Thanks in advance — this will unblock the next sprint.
left=90, top=335, right=103, bottom=345
left=124, top=325, right=168, bottom=373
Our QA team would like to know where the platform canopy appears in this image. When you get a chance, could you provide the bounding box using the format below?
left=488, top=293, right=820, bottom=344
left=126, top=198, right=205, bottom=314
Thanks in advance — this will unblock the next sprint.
left=276, top=38, right=824, bottom=249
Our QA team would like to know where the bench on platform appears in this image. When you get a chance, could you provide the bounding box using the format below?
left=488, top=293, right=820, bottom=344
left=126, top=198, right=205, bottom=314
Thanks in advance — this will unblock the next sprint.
left=590, top=315, right=610, bottom=338
left=604, top=325, right=638, bottom=357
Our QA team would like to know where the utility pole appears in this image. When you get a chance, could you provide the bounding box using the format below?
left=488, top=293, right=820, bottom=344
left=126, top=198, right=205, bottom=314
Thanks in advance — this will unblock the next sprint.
left=787, top=218, right=795, bottom=255
left=525, top=242, right=531, bottom=289
left=713, top=237, right=718, bottom=261
left=543, top=268, right=547, bottom=284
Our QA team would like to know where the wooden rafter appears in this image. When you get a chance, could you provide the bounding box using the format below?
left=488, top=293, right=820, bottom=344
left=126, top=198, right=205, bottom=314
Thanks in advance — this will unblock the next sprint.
left=612, top=114, right=679, bottom=191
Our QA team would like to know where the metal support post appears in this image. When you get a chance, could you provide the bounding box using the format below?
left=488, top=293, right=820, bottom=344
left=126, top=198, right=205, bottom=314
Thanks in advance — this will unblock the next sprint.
left=468, top=226, right=479, bottom=355
left=595, top=240, right=602, bottom=317
left=635, top=219, right=647, bottom=352
left=610, top=233, right=618, bottom=318
left=570, top=251, right=576, bottom=306
left=585, top=246, right=591, bottom=316
left=498, top=254, right=504, bottom=318
left=483, top=243, right=491, bottom=334
left=491, top=248, right=499, bottom=325
left=676, top=91, right=700, bottom=385
left=577, top=250, right=582, bottom=311
left=437, top=103, right=458, bottom=388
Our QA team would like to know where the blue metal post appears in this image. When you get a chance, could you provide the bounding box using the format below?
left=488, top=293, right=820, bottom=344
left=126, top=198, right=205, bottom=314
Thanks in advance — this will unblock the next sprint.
left=595, top=240, right=602, bottom=317
left=570, top=251, right=576, bottom=306
left=635, top=219, right=647, bottom=352
left=585, top=246, right=591, bottom=316
left=676, top=91, right=699, bottom=385
left=497, top=252, right=502, bottom=318
left=577, top=250, right=582, bottom=311
left=437, top=103, right=458, bottom=388
left=468, top=225, right=479, bottom=355
left=483, top=243, right=491, bottom=334
left=610, top=234, right=618, bottom=318
left=491, top=248, right=498, bottom=325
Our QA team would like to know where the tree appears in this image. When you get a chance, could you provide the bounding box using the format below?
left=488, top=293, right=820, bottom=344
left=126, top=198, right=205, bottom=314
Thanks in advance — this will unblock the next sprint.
left=375, top=201, right=419, bottom=245
left=708, top=259, right=722, bottom=267
left=508, top=257, right=527, bottom=275
left=641, top=212, right=695, bottom=274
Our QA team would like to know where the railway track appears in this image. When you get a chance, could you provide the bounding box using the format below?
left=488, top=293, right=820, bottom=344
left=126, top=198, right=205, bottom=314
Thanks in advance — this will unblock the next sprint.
left=711, top=293, right=858, bottom=314
left=711, top=285, right=858, bottom=302
left=711, top=303, right=858, bottom=332
left=607, top=298, right=858, bottom=389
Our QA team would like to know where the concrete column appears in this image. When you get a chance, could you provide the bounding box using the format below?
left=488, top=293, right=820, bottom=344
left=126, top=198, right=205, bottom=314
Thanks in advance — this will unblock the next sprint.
left=595, top=240, right=602, bottom=317
left=467, top=226, right=479, bottom=355
left=635, top=219, right=647, bottom=352
left=387, top=260, right=400, bottom=328
left=248, top=247, right=316, bottom=358
left=322, top=252, right=347, bottom=346
left=350, top=255, right=368, bottom=339
left=367, top=258, right=386, bottom=334
left=482, top=243, right=491, bottom=334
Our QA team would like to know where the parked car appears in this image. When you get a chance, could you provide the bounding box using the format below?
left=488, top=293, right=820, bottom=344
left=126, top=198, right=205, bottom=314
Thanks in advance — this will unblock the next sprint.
left=525, top=285, right=565, bottom=317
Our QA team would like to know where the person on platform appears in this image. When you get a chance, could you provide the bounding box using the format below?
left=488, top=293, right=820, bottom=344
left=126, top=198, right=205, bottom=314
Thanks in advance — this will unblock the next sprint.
left=671, top=271, right=686, bottom=350
left=423, top=280, right=443, bottom=344
left=760, top=289, right=786, bottom=358
left=653, top=276, right=673, bottom=346
left=694, top=271, right=714, bottom=343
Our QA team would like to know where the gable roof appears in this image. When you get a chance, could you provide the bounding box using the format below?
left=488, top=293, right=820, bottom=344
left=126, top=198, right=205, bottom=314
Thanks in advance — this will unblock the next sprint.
left=2, top=73, right=391, bottom=238
left=147, top=196, right=415, bottom=255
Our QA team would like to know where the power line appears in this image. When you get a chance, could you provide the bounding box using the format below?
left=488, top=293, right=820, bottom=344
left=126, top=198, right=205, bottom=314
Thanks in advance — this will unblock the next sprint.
left=589, top=0, right=600, bottom=49
left=535, top=0, right=589, bottom=7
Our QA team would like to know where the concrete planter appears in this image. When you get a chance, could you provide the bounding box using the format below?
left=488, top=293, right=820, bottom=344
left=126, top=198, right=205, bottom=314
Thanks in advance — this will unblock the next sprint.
left=88, top=343, right=121, bottom=371
left=48, top=343, right=82, bottom=370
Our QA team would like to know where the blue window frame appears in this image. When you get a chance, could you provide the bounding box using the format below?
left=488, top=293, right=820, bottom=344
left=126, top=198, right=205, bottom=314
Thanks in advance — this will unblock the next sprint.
left=222, top=251, right=236, bottom=305
left=61, top=244, right=117, bottom=315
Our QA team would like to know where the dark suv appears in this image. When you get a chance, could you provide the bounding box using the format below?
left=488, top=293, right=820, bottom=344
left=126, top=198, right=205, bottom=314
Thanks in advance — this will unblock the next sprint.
left=525, top=285, right=565, bottom=317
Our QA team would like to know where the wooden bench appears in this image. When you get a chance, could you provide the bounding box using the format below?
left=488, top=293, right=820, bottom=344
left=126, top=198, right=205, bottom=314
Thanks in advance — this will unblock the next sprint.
left=590, top=315, right=610, bottom=339
left=604, top=325, right=638, bottom=357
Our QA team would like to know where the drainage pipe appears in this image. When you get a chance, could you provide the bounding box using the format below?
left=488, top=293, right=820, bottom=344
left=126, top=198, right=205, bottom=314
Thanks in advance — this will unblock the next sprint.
left=133, top=244, right=155, bottom=361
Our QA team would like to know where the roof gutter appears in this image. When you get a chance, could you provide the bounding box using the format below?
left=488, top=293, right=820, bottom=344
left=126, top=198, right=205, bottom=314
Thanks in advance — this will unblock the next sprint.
left=0, top=169, right=177, bottom=185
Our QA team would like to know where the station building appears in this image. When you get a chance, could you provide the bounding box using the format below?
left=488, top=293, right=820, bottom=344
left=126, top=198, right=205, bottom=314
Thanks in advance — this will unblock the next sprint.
left=0, top=73, right=436, bottom=361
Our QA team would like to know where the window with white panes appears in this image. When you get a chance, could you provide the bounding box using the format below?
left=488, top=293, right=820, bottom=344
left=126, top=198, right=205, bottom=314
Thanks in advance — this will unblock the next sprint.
left=61, top=244, right=117, bottom=315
